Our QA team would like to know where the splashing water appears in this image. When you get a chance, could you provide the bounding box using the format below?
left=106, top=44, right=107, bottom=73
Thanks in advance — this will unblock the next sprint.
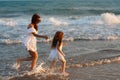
left=12, top=63, right=18, bottom=70
left=28, top=63, right=46, bottom=75
left=9, top=62, right=68, bottom=80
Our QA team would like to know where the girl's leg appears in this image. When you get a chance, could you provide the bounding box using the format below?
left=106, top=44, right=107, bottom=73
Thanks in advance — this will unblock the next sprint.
left=60, top=59, right=66, bottom=73
left=60, top=59, right=69, bottom=75
left=50, top=60, right=57, bottom=70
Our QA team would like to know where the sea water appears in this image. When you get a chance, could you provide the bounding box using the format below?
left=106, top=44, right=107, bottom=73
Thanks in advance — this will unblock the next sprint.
left=0, top=0, right=120, bottom=44
left=0, top=0, right=120, bottom=80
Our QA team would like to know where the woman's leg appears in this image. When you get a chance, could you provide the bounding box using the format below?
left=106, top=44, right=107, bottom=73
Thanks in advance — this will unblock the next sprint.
left=29, top=50, right=38, bottom=70
left=17, top=56, right=32, bottom=69
left=17, top=50, right=38, bottom=70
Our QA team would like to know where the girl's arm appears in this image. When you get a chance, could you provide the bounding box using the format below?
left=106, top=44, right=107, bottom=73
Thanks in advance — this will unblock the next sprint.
left=32, top=32, right=48, bottom=39
left=57, top=43, right=65, bottom=56
left=62, top=42, right=68, bottom=47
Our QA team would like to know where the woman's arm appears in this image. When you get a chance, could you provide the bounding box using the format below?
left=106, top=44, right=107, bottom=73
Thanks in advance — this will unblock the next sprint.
left=32, top=32, right=48, bottom=39
left=28, top=24, right=48, bottom=39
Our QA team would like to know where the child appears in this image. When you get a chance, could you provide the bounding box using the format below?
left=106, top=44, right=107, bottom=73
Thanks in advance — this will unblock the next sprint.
left=17, top=14, right=48, bottom=70
left=48, top=31, right=69, bottom=75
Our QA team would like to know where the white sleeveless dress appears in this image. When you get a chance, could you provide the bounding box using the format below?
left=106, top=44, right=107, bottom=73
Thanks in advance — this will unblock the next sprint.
left=48, top=42, right=65, bottom=61
left=23, top=27, right=38, bottom=52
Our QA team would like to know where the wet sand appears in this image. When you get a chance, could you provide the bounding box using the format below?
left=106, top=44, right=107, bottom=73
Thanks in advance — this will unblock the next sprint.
left=69, top=63, right=120, bottom=80
left=9, top=62, right=120, bottom=80
left=10, top=51, right=120, bottom=80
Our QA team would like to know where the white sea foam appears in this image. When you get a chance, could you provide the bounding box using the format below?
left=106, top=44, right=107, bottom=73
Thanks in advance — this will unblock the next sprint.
left=0, top=39, right=21, bottom=44
left=101, top=13, right=120, bottom=25
left=0, top=18, right=17, bottom=27
left=49, top=17, right=68, bottom=26
left=0, top=13, right=120, bottom=44
left=0, top=17, right=29, bottom=27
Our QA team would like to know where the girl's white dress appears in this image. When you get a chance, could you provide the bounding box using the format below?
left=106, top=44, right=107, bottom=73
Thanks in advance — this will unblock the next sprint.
left=48, top=43, right=65, bottom=61
left=23, top=27, right=38, bottom=52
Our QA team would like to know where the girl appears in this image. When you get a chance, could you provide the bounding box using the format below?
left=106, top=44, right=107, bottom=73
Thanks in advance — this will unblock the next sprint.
left=17, top=14, right=48, bottom=70
left=48, top=31, right=69, bottom=75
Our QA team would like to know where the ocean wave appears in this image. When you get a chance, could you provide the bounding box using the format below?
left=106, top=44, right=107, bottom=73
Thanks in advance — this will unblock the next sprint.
left=0, top=12, right=119, bottom=26
left=0, top=39, right=21, bottom=44
left=101, top=13, right=120, bottom=25
left=1, top=36, right=120, bottom=45
left=68, top=55, right=120, bottom=68
left=0, top=13, right=120, bottom=45
left=68, top=49, right=120, bottom=68
left=68, top=13, right=120, bottom=25
left=49, top=17, right=69, bottom=26
left=0, top=18, right=28, bottom=27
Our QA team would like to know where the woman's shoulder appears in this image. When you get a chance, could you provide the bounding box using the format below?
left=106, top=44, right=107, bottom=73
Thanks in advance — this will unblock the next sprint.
left=27, top=24, right=37, bottom=33
left=28, top=24, right=34, bottom=29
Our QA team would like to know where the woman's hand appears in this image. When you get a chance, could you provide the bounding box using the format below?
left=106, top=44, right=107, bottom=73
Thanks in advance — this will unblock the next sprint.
left=44, top=36, right=48, bottom=40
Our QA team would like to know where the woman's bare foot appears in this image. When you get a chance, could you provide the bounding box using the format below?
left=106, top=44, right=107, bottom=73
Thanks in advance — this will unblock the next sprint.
left=17, top=59, right=21, bottom=70
left=62, top=72, right=69, bottom=76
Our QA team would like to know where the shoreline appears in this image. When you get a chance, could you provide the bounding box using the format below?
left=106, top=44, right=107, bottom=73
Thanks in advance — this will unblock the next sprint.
left=9, top=49, right=120, bottom=80
left=9, top=59, right=120, bottom=80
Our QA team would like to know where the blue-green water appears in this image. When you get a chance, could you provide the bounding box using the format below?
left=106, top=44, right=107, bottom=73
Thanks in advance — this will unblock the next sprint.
left=0, top=0, right=120, bottom=16
left=0, top=0, right=120, bottom=44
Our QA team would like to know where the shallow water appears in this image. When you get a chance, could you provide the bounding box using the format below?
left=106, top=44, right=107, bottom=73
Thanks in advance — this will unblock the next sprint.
left=0, top=40, right=120, bottom=80
left=69, top=63, right=120, bottom=80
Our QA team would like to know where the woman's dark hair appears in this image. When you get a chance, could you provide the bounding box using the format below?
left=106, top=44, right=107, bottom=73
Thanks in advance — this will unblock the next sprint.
left=31, top=13, right=40, bottom=23
left=31, top=13, right=40, bottom=31
left=51, top=31, right=64, bottom=48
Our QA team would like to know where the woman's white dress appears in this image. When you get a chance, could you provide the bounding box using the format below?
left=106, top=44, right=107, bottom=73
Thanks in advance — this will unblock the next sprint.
left=48, top=43, right=65, bottom=61
left=23, top=27, right=38, bottom=52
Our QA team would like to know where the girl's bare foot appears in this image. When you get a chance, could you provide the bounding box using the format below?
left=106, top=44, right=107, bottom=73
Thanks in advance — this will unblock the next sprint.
left=17, top=59, right=21, bottom=70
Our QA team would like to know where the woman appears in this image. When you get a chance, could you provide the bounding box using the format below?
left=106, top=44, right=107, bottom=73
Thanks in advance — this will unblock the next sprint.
left=17, top=14, right=48, bottom=70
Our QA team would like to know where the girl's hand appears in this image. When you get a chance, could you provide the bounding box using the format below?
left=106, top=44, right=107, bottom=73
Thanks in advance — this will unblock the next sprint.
left=62, top=53, right=66, bottom=57
left=59, top=52, right=65, bottom=57
left=63, top=42, right=68, bottom=47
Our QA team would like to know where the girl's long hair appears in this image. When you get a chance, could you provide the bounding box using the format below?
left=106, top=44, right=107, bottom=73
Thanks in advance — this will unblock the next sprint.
left=31, top=13, right=40, bottom=31
left=51, top=31, right=64, bottom=48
